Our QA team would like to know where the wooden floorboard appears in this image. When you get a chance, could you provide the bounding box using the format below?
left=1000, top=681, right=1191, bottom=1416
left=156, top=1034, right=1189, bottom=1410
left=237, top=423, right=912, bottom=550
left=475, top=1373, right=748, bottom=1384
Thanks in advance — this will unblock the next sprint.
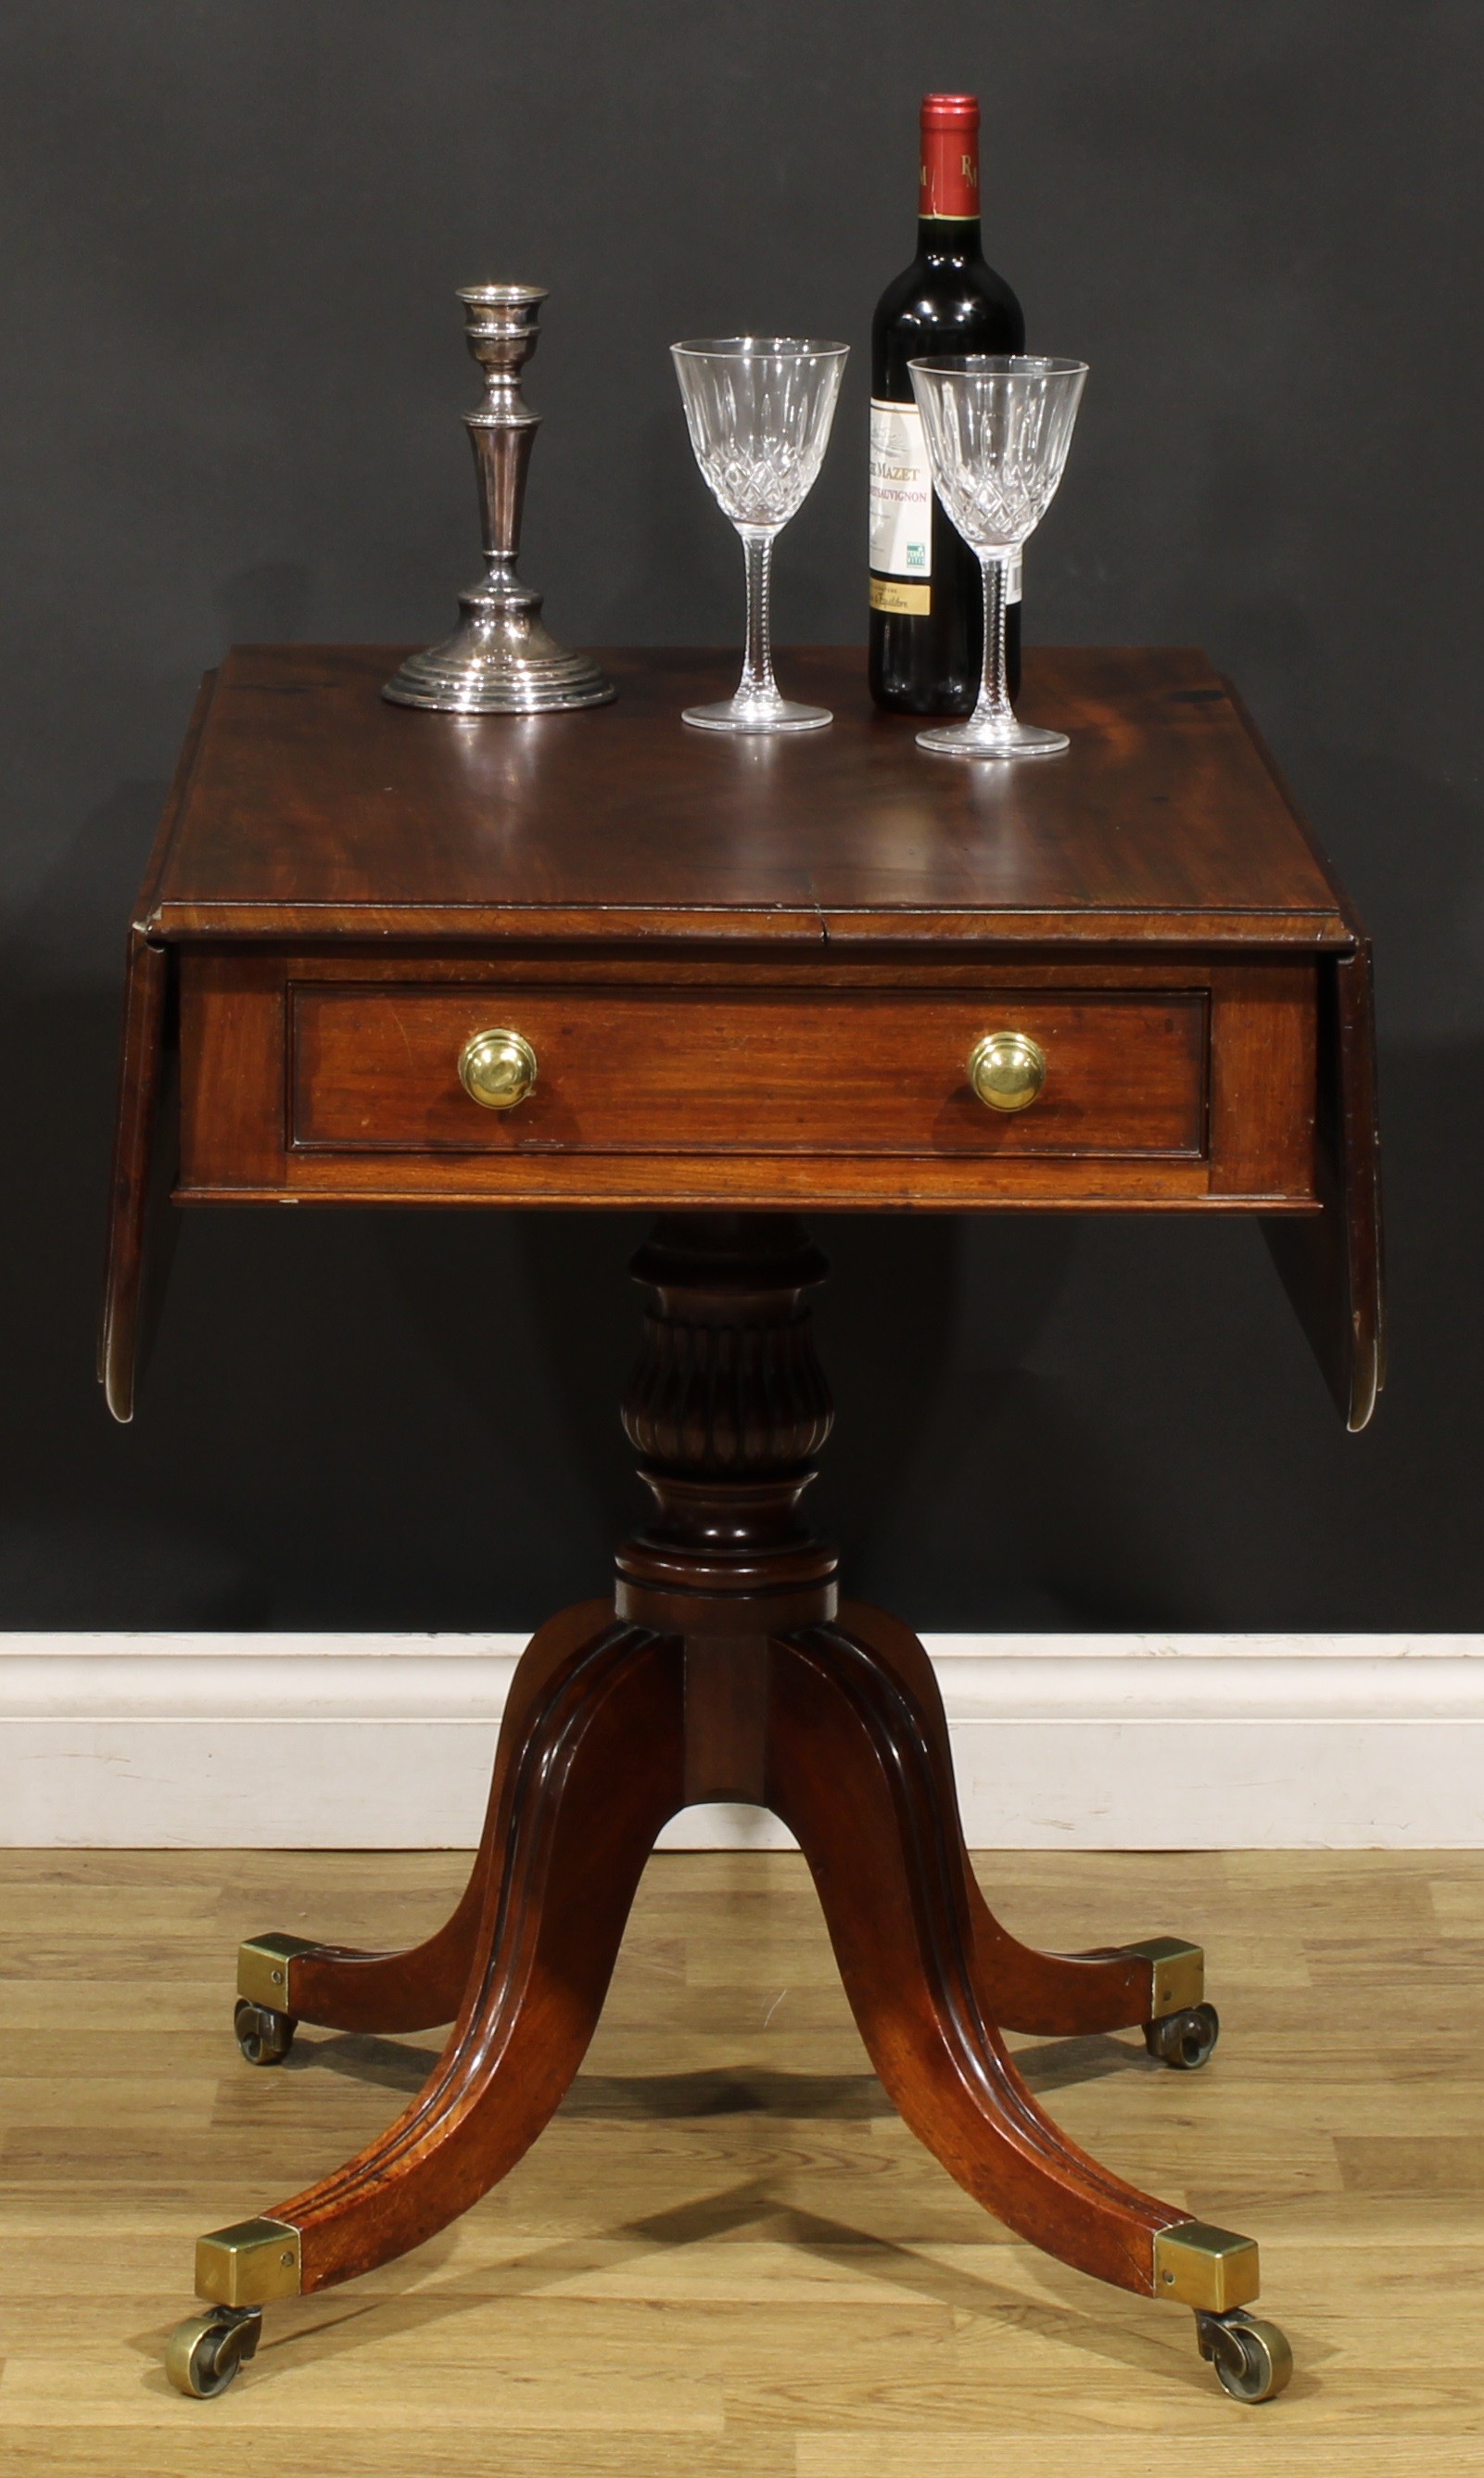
left=1, top=1847, right=1482, bottom=2472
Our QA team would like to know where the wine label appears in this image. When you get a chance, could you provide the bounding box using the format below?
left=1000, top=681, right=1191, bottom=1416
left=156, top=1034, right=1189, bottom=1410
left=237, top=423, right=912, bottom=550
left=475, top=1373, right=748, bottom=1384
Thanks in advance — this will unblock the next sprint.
left=870, top=576, right=931, bottom=615
left=869, top=400, right=933, bottom=582
left=869, top=398, right=1021, bottom=613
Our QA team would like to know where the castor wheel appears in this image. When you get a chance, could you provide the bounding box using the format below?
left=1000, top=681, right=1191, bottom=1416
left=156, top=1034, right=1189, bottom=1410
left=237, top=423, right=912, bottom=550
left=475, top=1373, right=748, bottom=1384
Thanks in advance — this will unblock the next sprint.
left=1195, top=2307, right=1293, bottom=2403
left=1144, top=2001, right=1220, bottom=2069
left=165, top=2304, right=263, bottom=2398
left=235, top=1995, right=297, bottom=2065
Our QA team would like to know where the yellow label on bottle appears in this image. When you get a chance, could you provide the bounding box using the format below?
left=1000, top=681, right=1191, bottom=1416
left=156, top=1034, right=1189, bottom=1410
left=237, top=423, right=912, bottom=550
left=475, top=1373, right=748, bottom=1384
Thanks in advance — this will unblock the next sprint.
left=870, top=576, right=932, bottom=616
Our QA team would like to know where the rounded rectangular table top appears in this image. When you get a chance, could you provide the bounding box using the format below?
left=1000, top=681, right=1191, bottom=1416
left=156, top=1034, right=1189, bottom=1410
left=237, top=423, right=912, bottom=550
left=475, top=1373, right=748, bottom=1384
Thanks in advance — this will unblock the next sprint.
left=135, top=645, right=1355, bottom=949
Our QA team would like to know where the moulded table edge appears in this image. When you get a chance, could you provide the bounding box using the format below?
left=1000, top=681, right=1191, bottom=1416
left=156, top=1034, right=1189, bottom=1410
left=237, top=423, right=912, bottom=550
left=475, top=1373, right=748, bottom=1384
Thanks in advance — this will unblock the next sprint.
left=138, top=901, right=1358, bottom=948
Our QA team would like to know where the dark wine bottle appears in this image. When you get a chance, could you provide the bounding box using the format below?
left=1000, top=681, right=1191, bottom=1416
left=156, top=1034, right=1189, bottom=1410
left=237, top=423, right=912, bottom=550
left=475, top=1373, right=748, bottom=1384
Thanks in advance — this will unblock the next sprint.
left=869, top=94, right=1026, bottom=713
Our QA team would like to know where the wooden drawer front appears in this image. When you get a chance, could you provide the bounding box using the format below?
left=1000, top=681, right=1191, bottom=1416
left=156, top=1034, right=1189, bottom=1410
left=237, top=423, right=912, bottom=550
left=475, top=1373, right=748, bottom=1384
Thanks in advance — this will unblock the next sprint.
left=289, top=985, right=1208, bottom=1160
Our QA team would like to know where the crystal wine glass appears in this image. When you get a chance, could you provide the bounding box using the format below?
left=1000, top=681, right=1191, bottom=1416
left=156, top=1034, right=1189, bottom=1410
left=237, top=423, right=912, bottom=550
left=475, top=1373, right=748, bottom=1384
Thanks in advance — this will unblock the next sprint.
left=671, top=337, right=849, bottom=731
left=907, top=353, right=1087, bottom=758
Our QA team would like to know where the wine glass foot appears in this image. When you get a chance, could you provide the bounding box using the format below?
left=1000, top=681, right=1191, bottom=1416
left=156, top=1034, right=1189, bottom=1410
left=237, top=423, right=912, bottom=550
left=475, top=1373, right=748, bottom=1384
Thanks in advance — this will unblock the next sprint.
left=683, top=697, right=832, bottom=735
left=916, top=718, right=1070, bottom=761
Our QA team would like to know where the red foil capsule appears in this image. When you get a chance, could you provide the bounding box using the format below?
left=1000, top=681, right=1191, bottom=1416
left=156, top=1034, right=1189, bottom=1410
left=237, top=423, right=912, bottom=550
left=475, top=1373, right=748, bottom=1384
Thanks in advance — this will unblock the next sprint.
left=920, top=92, right=981, bottom=221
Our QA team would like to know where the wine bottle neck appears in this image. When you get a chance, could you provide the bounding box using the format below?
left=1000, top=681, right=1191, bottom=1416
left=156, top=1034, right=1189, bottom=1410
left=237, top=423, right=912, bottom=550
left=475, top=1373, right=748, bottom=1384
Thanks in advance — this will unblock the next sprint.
left=916, top=215, right=983, bottom=261
left=920, top=104, right=981, bottom=222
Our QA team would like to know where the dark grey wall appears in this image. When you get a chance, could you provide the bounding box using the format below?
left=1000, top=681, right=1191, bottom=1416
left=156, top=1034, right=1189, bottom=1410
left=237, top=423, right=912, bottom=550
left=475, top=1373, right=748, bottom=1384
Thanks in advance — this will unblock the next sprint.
left=1, top=1, right=1479, bottom=1630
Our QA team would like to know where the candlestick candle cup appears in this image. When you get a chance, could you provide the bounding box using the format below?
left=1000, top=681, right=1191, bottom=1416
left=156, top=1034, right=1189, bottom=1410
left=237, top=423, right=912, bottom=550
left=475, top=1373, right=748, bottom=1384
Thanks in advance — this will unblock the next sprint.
left=671, top=337, right=848, bottom=732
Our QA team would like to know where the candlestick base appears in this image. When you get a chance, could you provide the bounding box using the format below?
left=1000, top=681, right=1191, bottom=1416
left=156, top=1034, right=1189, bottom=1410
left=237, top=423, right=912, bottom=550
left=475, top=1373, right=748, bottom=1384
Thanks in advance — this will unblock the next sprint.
left=385, top=574, right=615, bottom=714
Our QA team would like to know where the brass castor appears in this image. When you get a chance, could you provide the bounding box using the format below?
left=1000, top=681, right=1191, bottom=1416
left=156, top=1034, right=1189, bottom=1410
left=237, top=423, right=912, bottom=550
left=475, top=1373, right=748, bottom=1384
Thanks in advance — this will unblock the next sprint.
left=1145, top=2001, right=1220, bottom=2070
left=234, top=1995, right=297, bottom=2066
left=1196, top=2307, right=1293, bottom=2404
left=165, top=2304, right=263, bottom=2398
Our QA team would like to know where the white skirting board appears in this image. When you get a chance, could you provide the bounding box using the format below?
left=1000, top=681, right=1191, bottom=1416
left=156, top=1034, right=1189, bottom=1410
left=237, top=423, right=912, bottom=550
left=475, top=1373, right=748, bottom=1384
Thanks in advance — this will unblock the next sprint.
left=1, top=1632, right=1481, bottom=1849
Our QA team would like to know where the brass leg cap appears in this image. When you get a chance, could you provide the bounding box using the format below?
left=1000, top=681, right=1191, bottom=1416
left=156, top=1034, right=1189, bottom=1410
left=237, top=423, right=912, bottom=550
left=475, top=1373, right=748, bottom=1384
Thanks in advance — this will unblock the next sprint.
left=1127, top=1935, right=1205, bottom=2018
left=236, top=1932, right=316, bottom=2011
left=195, top=2217, right=302, bottom=2307
left=1153, top=2219, right=1261, bottom=2313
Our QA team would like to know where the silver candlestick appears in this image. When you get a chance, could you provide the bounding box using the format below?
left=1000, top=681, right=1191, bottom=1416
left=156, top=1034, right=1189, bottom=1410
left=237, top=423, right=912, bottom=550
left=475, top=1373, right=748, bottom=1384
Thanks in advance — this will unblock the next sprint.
left=384, top=285, right=614, bottom=714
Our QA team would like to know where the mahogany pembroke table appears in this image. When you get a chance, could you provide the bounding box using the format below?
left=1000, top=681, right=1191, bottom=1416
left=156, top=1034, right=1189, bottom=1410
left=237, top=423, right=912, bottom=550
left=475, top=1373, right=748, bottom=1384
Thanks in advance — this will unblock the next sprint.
left=101, top=644, right=1382, bottom=2406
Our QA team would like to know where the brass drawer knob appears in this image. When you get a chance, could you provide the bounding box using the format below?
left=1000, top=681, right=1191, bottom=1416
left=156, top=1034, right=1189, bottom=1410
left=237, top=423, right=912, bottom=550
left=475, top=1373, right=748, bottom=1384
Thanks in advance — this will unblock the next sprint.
left=458, top=1027, right=539, bottom=1111
left=969, top=1031, right=1046, bottom=1113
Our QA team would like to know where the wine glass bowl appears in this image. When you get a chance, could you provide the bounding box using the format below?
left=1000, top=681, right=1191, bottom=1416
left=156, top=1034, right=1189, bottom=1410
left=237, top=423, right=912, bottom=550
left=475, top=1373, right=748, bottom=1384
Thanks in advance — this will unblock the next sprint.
left=909, top=352, right=1084, bottom=552
left=672, top=337, right=848, bottom=731
left=675, top=341, right=842, bottom=529
left=907, top=353, right=1087, bottom=758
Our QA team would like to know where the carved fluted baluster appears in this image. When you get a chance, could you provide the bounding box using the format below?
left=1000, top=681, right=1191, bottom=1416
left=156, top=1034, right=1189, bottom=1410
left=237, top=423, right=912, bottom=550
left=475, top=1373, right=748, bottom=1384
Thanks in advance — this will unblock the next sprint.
left=615, top=1214, right=839, bottom=1633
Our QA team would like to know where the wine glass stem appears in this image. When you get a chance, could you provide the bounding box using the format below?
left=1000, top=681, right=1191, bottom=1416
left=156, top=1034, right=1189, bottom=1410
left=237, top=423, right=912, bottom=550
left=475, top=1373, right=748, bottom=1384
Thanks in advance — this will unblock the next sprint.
left=739, top=528, right=779, bottom=704
left=973, top=553, right=1015, bottom=728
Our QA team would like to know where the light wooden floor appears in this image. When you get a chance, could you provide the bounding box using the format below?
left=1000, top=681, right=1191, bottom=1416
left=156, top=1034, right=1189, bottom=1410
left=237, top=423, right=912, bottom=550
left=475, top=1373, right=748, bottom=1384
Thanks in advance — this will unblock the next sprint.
left=2, top=1846, right=1482, bottom=2473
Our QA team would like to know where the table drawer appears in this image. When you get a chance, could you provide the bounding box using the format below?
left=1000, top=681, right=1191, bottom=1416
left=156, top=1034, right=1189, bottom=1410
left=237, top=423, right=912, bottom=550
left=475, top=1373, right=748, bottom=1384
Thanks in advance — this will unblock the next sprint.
left=287, top=984, right=1208, bottom=1159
